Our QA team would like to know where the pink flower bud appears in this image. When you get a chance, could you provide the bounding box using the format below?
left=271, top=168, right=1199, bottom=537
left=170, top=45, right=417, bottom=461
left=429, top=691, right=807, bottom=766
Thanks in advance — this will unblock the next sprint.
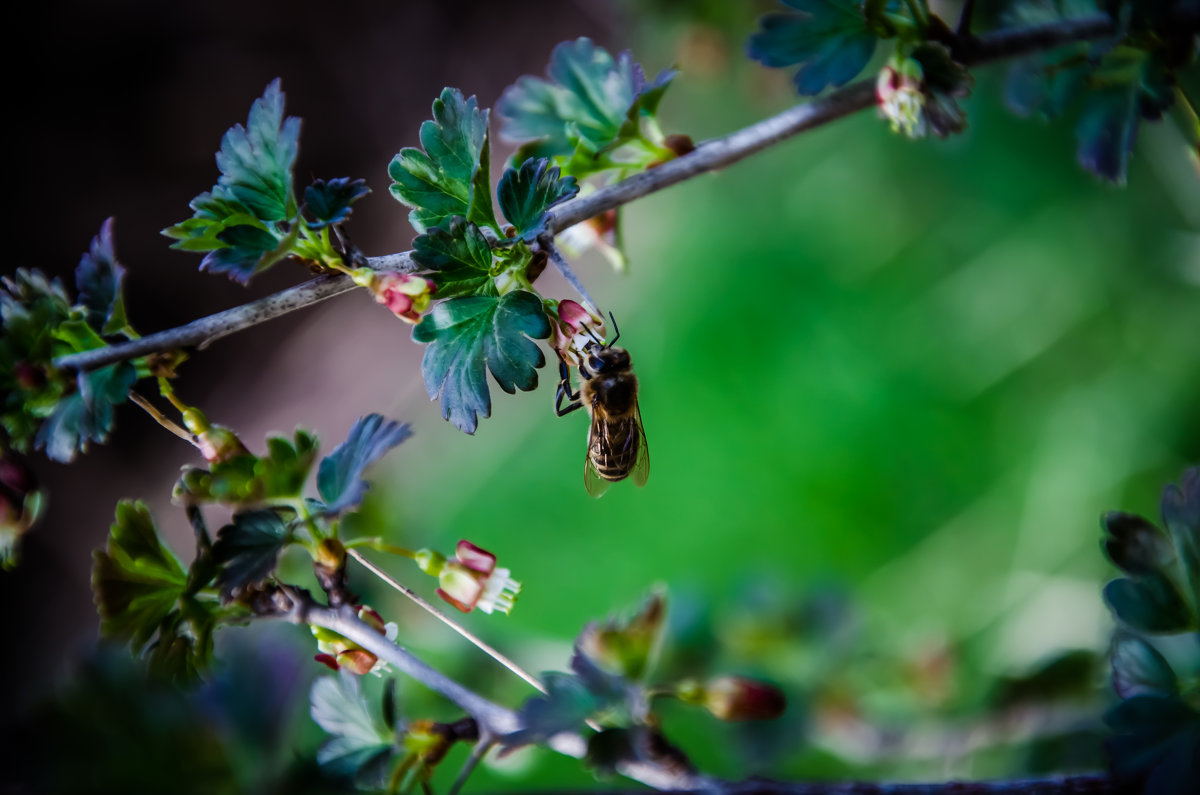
left=309, top=604, right=397, bottom=675
left=549, top=299, right=606, bottom=367
left=435, top=540, right=520, bottom=615
left=876, top=56, right=927, bottom=139
left=1, top=453, right=45, bottom=569
left=372, top=272, right=436, bottom=324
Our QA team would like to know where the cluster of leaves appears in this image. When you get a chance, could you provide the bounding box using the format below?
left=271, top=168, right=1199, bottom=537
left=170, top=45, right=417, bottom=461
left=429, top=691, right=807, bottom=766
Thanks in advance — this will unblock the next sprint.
left=1101, top=467, right=1200, bottom=795
left=1006, top=0, right=1200, bottom=182
left=92, top=414, right=411, bottom=681
left=310, top=672, right=478, bottom=793
left=163, top=80, right=370, bottom=283
left=496, top=37, right=679, bottom=180
left=388, top=89, right=583, bottom=433
left=0, top=220, right=139, bottom=464
left=389, top=40, right=686, bottom=434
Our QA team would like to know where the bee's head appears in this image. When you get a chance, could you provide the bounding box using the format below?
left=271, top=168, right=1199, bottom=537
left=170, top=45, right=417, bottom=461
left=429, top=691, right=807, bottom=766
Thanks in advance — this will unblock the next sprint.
left=585, top=343, right=630, bottom=374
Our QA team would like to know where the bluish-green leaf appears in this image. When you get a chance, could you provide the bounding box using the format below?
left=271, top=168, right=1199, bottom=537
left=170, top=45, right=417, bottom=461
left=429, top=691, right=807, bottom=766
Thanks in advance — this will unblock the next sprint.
left=198, top=224, right=285, bottom=285
left=1105, top=695, right=1200, bottom=795
left=91, top=501, right=186, bottom=651
left=497, top=158, right=579, bottom=241
left=496, top=38, right=675, bottom=159
left=304, top=177, right=370, bottom=229
left=1076, top=53, right=1175, bottom=184
left=506, top=671, right=601, bottom=748
left=388, top=88, right=497, bottom=234
left=317, top=414, right=413, bottom=516
left=412, top=290, right=550, bottom=434
left=311, top=671, right=397, bottom=787
left=1104, top=575, right=1194, bottom=633
left=1077, top=81, right=1141, bottom=184
left=1111, top=632, right=1179, bottom=699
left=1161, top=467, right=1200, bottom=616
left=747, top=0, right=879, bottom=96
left=75, top=217, right=128, bottom=335
left=35, top=361, right=136, bottom=463
left=211, top=509, right=291, bottom=599
left=214, top=79, right=300, bottom=222
left=411, top=216, right=496, bottom=299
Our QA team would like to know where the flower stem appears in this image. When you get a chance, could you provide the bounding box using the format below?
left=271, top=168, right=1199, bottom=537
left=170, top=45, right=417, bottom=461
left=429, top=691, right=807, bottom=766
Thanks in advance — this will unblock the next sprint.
left=128, top=390, right=195, bottom=444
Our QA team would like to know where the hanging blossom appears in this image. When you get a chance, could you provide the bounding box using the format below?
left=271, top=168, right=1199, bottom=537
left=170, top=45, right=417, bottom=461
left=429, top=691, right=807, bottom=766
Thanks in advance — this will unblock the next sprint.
left=416, top=540, right=520, bottom=614
left=351, top=268, right=437, bottom=324
left=548, top=299, right=606, bottom=367
left=312, top=605, right=399, bottom=675
left=876, top=54, right=927, bottom=139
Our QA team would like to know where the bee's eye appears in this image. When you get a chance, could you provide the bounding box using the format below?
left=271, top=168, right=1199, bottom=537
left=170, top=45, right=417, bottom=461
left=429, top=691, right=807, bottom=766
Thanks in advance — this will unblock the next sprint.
left=588, top=356, right=604, bottom=373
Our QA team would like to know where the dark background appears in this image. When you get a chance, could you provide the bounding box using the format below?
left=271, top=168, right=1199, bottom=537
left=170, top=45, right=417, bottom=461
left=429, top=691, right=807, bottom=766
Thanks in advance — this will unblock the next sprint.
left=4, top=0, right=1200, bottom=791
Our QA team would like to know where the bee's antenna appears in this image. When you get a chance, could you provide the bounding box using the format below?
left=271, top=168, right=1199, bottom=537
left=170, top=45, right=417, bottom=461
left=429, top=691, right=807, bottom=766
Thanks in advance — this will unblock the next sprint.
left=584, top=323, right=604, bottom=347
left=607, top=312, right=620, bottom=347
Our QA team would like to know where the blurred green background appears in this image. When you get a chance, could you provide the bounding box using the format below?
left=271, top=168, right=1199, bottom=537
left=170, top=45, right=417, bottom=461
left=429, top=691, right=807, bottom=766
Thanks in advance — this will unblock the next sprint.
left=6, top=0, right=1200, bottom=791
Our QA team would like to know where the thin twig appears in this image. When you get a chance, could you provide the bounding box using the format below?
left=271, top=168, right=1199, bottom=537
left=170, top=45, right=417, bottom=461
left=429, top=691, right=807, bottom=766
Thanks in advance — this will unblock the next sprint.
left=348, top=549, right=548, bottom=695
left=540, top=236, right=599, bottom=311
left=52, top=12, right=1197, bottom=378
left=128, top=390, right=196, bottom=443
left=447, top=737, right=495, bottom=795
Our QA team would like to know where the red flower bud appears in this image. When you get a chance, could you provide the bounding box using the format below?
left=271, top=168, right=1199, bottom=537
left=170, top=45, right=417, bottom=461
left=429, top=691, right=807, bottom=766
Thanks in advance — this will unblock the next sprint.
left=702, top=676, right=787, bottom=721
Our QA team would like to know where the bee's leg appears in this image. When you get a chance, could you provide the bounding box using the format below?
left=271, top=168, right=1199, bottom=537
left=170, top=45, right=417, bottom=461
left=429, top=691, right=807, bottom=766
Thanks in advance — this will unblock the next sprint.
left=555, top=382, right=584, bottom=417
left=555, top=359, right=584, bottom=417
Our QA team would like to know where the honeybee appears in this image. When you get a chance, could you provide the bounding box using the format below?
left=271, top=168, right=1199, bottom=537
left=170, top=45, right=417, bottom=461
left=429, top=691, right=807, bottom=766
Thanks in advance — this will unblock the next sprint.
left=554, top=317, right=649, bottom=498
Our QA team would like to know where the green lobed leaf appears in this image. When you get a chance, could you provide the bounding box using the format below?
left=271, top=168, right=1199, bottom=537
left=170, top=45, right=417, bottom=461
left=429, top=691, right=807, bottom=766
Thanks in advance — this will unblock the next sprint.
left=214, top=79, right=300, bottom=222
left=311, top=671, right=397, bottom=786
left=317, top=414, right=413, bottom=516
left=91, top=501, right=186, bottom=651
left=497, top=158, right=579, bottom=241
left=1111, top=632, right=1179, bottom=699
left=496, top=38, right=675, bottom=161
left=412, top=290, right=550, bottom=434
left=198, top=224, right=284, bottom=285
left=1, top=270, right=74, bottom=452
left=74, top=217, right=128, bottom=335
left=304, top=177, right=370, bottom=229
left=388, top=88, right=497, bottom=235
left=211, top=509, right=291, bottom=599
left=162, top=191, right=262, bottom=253
left=145, top=605, right=221, bottom=684
left=35, top=361, right=137, bottom=463
left=1161, top=467, right=1200, bottom=616
left=747, top=0, right=879, bottom=96
left=1104, top=574, right=1194, bottom=633
left=411, top=216, right=496, bottom=299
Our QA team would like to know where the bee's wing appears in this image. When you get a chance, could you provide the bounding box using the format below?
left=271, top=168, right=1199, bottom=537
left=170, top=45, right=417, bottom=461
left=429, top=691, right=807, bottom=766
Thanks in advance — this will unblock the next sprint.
left=584, top=409, right=612, bottom=498
left=631, top=400, right=649, bottom=488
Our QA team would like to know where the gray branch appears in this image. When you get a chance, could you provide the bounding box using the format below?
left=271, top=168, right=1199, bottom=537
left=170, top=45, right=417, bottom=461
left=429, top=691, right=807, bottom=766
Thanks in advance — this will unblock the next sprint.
left=298, top=603, right=1124, bottom=794
left=50, top=11, right=1171, bottom=377
left=299, top=601, right=714, bottom=792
